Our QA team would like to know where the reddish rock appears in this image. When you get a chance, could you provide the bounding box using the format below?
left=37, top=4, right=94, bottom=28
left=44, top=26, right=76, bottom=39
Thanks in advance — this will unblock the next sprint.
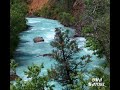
left=33, top=37, right=44, bottom=43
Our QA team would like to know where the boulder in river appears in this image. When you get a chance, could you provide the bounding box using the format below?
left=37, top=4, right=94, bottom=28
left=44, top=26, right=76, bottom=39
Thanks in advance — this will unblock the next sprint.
left=33, top=37, right=44, bottom=43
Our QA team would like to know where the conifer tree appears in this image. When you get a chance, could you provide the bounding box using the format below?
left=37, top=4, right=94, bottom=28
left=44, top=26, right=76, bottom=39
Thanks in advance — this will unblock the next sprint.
left=50, top=28, right=90, bottom=86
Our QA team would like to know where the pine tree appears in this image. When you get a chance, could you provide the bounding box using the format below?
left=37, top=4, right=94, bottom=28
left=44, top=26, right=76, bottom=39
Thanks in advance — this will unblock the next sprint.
left=50, top=28, right=81, bottom=85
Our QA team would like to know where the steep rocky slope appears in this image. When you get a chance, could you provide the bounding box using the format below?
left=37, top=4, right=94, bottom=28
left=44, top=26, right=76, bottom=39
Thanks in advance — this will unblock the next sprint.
left=28, top=0, right=48, bottom=15
left=72, top=0, right=85, bottom=18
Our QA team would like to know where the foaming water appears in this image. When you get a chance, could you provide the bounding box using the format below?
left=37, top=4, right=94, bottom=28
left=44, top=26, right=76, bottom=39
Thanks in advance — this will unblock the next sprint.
left=14, top=17, right=106, bottom=89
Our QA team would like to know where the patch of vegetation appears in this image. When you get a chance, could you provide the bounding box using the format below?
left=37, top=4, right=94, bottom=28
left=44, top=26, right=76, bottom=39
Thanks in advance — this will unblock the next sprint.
left=82, top=0, right=110, bottom=63
left=10, top=0, right=28, bottom=58
left=10, top=64, right=54, bottom=90
left=58, top=12, right=75, bottom=26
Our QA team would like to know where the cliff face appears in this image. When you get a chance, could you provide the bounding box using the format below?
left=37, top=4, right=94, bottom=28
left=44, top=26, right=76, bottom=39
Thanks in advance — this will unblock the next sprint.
left=28, top=0, right=48, bottom=15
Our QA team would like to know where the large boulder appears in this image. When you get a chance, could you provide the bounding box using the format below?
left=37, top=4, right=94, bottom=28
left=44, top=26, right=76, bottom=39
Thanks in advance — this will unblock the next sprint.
left=33, top=37, right=44, bottom=43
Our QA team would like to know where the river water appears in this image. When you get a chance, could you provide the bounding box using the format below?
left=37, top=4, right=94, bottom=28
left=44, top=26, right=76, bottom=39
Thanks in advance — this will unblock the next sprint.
left=14, top=17, right=106, bottom=89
